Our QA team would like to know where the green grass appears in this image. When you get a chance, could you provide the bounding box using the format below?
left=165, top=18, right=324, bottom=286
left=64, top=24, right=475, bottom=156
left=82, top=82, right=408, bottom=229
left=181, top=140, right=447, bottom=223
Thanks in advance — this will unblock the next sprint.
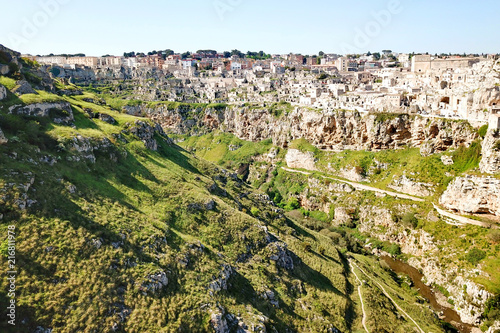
left=174, top=131, right=274, bottom=169
left=0, top=90, right=393, bottom=333
left=289, top=138, right=319, bottom=154
left=19, top=90, right=63, bottom=104
left=0, top=76, right=17, bottom=90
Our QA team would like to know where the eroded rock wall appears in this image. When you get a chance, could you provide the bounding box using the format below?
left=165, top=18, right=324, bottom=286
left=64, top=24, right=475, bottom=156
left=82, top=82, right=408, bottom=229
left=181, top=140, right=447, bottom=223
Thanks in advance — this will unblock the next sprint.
left=145, top=106, right=478, bottom=153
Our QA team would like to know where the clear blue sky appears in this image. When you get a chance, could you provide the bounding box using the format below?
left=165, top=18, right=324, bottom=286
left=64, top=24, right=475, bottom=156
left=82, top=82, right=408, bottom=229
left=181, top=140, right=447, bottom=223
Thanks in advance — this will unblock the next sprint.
left=0, top=0, right=498, bottom=56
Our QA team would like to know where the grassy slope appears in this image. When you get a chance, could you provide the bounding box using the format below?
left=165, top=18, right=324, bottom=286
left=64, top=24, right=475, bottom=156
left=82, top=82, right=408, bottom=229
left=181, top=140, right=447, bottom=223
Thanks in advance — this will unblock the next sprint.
left=0, top=87, right=357, bottom=332
left=0, top=75, right=451, bottom=332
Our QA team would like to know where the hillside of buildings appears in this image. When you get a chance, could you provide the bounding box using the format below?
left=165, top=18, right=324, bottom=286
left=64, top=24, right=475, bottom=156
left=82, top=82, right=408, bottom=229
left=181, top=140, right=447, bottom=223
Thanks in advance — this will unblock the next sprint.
left=1, top=44, right=500, bottom=333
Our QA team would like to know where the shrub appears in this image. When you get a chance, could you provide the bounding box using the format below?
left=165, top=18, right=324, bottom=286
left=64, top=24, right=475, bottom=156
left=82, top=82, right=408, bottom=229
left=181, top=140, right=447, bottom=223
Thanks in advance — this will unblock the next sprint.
left=478, top=124, right=488, bottom=138
left=384, top=243, right=401, bottom=256
left=488, top=230, right=500, bottom=243
left=250, top=207, right=260, bottom=216
left=402, top=212, right=418, bottom=228
left=285, top=197, right=300, bottom=211
left=300, top=241, right=312, bottom=252
left=466, top=248, right=486, bottom=266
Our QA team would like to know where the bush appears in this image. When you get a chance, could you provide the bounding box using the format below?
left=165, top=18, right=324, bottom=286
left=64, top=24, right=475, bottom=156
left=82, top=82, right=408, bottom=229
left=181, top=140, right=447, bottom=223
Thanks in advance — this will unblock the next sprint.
left=402, top=212, right=418, bottom=228
left=250, top=207, right=260, bottom=216
left=466, top=248, right=486, bottom=266
left=478, top=124, right=488, bottom=138
left=384, top=243, right=401, bottom=256
left=488, top=230, right=500, bottom=243
left=300, top=241, right=312, bottom=252
left=285, top=197, right=300, bottom=211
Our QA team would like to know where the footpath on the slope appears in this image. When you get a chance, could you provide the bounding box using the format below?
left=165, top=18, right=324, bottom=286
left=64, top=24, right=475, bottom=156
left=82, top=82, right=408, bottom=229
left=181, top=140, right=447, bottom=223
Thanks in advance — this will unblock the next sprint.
left=281, top=167, right=497, bottom=229
left=350, top=259, right=426, bottom=333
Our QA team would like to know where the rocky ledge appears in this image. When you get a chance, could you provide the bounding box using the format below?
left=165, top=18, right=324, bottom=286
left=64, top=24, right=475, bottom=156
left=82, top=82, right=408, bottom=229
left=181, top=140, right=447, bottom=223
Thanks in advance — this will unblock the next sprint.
left=440, top=176, right=500, bottom=216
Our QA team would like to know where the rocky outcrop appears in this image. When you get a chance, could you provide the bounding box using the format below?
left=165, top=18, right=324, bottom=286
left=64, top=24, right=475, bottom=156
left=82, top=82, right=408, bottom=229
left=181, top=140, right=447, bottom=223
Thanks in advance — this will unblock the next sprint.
left=266, top=242, right=294, bottom=271
left=12, top=80, right=37, bottom=95
left=208, top=264, right=233, bottom=294
left=388, top=175, right=434, bottom=197
left=440, top=176, right=500, bottom=216
left=9, top=102, right=74, bottom=124
left=146, top=106, right=478, bottom=152
left=127, top=120, right=169, bottom=151
left=285, top=149, right=316, bottom=170
left=62, top=135, right=120, bottom=164
left=480, top=129, right=500, bottom=174
left=0, top=84, right=7, bottom=100
left=210, top=308, right=229, bottom=333
left=140, top=271, right=168, bottom=295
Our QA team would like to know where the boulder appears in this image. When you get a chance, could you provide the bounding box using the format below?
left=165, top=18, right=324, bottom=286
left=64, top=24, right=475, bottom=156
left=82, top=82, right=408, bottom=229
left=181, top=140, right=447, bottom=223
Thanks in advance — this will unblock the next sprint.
left=0, top=64, right=9, bottom=75
left=285, top=149, right=316, bottom=170
left=441, top=155, right=454, bottom=165
left=9, top=102, right=74, bottom=124
left=141, top=271, right=168, bottom=294
left=98, top=113, right=116, bottom=125
left=0, top=84, right=7, bottom=100
left=12, top=80, right=37, bottom=95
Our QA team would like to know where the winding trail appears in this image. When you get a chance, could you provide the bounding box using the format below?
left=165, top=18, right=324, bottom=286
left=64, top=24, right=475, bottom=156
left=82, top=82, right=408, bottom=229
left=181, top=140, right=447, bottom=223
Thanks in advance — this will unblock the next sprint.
left=281, top=167, right=496, bottom=229
left=350, top=259, right=426, bottom=333
left=349, top=260, right=370, bottom=333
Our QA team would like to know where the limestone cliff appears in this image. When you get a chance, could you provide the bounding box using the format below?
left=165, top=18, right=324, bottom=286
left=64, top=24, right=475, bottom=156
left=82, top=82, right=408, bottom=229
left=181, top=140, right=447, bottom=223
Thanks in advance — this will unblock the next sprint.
left=145, top=105, right=478, bottom=153
left=440, top=176, right=500, bottom=216
left=480, top=129, right=500, bottom=174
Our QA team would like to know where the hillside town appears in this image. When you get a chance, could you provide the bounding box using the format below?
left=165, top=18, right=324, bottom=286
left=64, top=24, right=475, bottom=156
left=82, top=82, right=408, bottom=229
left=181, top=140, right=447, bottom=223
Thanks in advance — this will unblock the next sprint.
left=25, top=50, right=500, bottom=127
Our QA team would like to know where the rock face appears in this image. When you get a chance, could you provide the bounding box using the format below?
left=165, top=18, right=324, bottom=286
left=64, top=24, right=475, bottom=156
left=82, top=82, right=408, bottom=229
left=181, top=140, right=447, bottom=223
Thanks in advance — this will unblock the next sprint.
left=267, top=242, right=294, bottom=271
left=141, top=271, right=168, bottom=294
left=12, top=80, right=37, bottom=95
left=480, top=129, right=500, bottom=174
left=0, top=84, right=7, bottom=100
left=388, top=175, right=433, bottom=197
left=440, top=176, right=500, bottom=216
left=128, top=120, right=168, bottom=151
left=208, top=264, right=233, bottom=294
left=146, top=106, right=478, bottom=152
left=285, top=149, right=316, bottom=170
left=9, top=102, right=74, bottom=124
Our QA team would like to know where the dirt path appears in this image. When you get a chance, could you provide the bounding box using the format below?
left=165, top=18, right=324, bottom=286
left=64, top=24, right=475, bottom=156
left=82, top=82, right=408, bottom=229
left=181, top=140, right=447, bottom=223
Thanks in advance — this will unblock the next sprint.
left=349, top=260, right=370, bottom=333
left=350, top=259, right=425, bottom=333
left=432, top=204, right=496, bottom=229
left=281, top=167, right=495, bottom=229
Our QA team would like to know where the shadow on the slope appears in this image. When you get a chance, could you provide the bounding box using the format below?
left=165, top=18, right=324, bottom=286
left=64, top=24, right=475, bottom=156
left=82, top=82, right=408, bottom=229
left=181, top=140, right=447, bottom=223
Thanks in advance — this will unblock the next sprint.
left=226, top=270, right=301, bottom=331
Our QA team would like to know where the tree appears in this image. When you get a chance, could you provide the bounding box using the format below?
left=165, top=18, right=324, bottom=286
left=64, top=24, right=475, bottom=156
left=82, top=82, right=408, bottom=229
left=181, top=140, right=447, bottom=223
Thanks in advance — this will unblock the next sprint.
left=231, top=49, right=244, bottom=58
left=181, top=52, right=191, bottom=59
left=319, top=51, right=325, bottom=56
left=373, top=52, right=381, bottom=60
left=223, top=51, right=231, bottom=58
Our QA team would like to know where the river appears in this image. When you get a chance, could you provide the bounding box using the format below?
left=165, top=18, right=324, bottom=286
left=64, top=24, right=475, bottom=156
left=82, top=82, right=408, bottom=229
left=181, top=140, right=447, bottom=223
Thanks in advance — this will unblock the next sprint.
left=381, top=256, right=475, bottom=333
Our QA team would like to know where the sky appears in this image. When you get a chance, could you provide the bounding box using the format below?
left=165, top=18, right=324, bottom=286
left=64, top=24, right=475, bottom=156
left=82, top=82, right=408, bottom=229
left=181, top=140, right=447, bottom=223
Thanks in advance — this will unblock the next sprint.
left=0, top=0, right=499, bottom=56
